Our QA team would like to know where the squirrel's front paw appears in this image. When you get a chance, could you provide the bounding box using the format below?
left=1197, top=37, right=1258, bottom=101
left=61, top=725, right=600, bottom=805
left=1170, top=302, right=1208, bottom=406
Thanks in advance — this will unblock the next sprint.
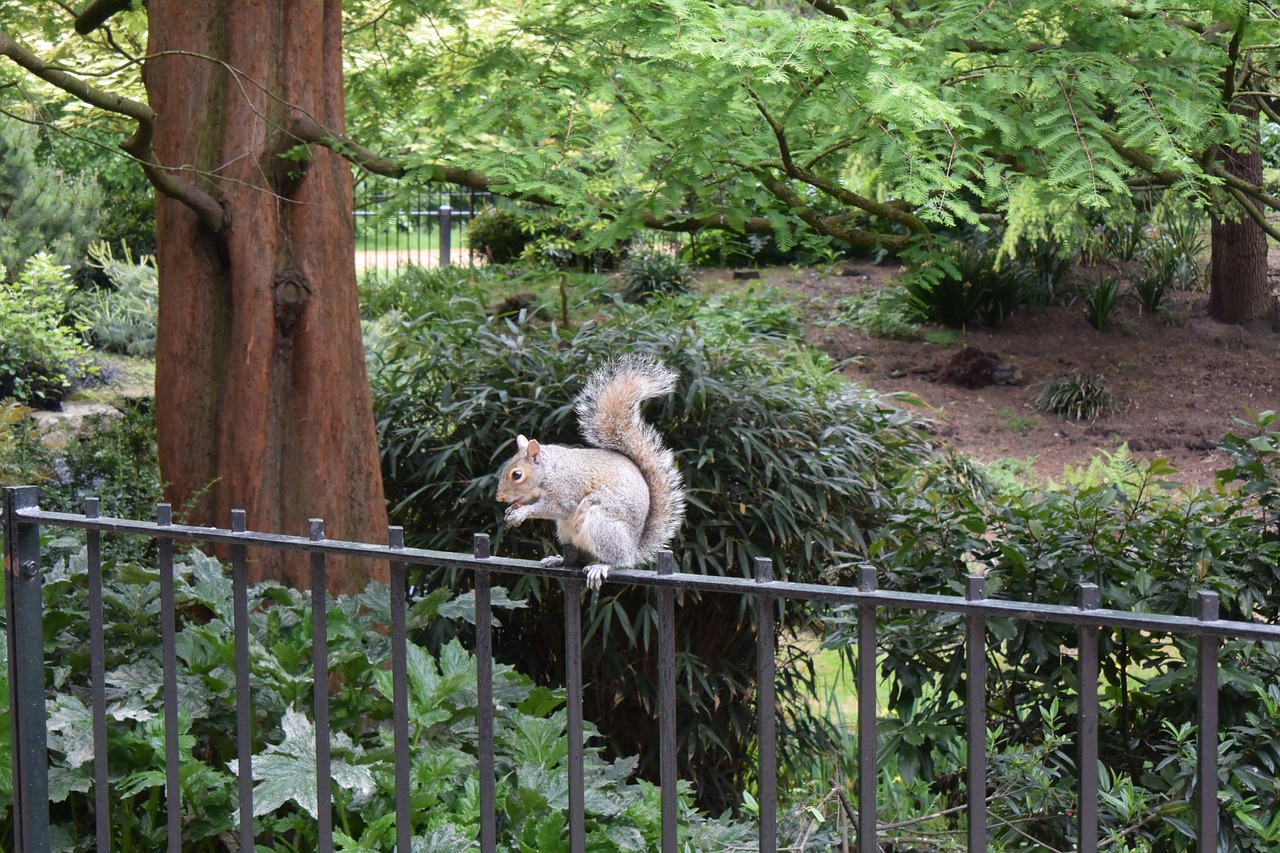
left=504, top=504, right=529, bottom=526
left=540, top=554, right=565, bottom=568
left=584, top=564, right=610, bottom=590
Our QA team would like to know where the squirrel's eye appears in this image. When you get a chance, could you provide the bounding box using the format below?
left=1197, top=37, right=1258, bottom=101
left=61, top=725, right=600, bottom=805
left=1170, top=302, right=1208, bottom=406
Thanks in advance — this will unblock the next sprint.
left=511, top=469, right=523, bottom=482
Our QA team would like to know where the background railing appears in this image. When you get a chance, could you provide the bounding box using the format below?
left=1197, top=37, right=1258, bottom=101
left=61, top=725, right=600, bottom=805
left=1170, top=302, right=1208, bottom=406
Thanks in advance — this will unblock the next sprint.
left=352, top=178, right=691, bottom=275
left=353, top=178, right=490, bottom=273
left=6, top=484, right=1280, bottom=852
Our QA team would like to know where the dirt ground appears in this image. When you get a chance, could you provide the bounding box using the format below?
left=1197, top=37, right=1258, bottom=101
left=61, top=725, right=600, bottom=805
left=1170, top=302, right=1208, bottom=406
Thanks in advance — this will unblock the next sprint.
left=713, top=262, right=1280, bottom=490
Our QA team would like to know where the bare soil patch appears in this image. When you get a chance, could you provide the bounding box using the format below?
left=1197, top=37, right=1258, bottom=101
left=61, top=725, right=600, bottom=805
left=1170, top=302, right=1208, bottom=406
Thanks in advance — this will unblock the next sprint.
left=709, top=262, right=1280, bottom=489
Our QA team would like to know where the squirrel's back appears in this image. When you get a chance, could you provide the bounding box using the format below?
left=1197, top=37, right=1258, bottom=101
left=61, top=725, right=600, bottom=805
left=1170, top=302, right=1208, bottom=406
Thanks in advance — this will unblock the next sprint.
left=577, top=355, right=685, bottom=563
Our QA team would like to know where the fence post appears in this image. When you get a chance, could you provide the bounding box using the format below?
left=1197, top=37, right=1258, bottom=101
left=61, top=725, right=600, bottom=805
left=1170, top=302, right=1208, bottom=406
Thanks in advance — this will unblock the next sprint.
left=754, top=557, right=777, bottom=853
left=965, top=574, right=988, bottom=853
left=657, top=551, right=678, bottom=853
left=4, top=486, right=50, bottom=853
left=1197, top=591, right=1220, bottom=851
left=856, top=565, right=878, bottom=853
left=1077, top=583, right=1101, bottom=853
left=439, top=204, right=452, bottom=267
left=473, top=533, right=497, bottom=853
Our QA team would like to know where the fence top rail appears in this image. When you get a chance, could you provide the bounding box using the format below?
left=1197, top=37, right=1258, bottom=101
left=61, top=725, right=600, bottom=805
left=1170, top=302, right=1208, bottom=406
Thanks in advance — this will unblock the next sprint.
left=7, top=497, right=1280, bottom=644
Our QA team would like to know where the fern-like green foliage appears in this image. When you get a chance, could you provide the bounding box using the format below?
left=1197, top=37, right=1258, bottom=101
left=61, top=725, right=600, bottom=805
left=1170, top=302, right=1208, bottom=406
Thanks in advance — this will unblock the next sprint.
left=342, top=0, right=1267, bottom=261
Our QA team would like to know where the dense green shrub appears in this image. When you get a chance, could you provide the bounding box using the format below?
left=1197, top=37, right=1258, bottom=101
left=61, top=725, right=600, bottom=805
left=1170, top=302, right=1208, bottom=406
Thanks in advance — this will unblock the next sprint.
left=0, top=548, right=754, bottom=850
left=902, top=228, right=1031, bottom=327
left=358, top=264, right=499, bottom=321
left=515, top=211, right=629, bottom=272
left=830, top=287, right=923, bottom=340
left=47, top=398, right=163, bottom=519
left=1018, top=236, right=1075, bottom=305
left=0, top=116, right=103, bottom=281
left=822, top=410, right=1280, bottom=850
left=618, top=249, right=696, bottom=302
left=75, top=242, right=159, bottom=357
left=370, top=282, right=934, bottom=809
left=465, top=207, right=533, bottom=264
left=0, top=253, right=94, bottom=409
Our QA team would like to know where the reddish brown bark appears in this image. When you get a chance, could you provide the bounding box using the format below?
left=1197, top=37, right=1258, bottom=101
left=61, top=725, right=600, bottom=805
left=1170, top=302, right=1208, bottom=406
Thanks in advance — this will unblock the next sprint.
left=1209, top=113, right=1272, bottom=324
left=146, top=0, right=387, bottom=592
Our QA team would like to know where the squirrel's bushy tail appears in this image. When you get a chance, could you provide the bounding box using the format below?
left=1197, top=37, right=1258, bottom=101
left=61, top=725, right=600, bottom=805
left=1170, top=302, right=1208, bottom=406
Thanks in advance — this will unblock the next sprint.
left=577, top=354, right=686, bottom=562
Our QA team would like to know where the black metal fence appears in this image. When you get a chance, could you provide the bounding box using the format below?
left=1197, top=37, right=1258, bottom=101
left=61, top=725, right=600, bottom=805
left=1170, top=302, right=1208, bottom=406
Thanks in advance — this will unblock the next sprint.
left=353, top=178, right=691, bottom=275
left=353, top=179, right=491, bottom=273
left=5, top=484, right=1280, bottom=852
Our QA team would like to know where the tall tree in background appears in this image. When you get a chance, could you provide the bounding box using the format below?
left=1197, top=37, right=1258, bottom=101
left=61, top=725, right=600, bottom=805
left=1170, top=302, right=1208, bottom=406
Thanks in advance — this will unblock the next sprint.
left=1209, top=17, right=1272, bottom=324
left=2, top=2, right=387, bottom=591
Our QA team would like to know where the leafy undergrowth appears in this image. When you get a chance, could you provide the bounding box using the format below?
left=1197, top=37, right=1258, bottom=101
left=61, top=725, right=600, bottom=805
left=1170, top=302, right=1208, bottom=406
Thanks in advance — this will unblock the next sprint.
left=0, top=544, right=755, bottom=852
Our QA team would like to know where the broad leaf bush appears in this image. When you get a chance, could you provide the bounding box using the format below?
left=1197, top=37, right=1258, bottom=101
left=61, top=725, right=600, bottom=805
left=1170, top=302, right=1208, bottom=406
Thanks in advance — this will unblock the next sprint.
left=0, top=253, right=95, bottom=409
left=823, top=410, right=1280, bottom=850
left=0, top=545, right=754, bottom=851
left=464, top=207, right=533, bottom=264
left=370, top=273, right=934, bottom=809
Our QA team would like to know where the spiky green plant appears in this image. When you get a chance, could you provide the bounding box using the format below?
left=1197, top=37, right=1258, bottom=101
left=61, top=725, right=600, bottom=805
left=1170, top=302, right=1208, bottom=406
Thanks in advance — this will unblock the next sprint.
left=1032, top=373, right=1118, bottom=421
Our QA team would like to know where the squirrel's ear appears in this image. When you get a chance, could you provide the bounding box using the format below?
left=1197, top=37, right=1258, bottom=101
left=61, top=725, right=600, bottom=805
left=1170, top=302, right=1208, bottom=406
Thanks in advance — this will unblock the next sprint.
left=526, top=439, right=542, bottom=463
left=516, top=434, right=529, bottom=451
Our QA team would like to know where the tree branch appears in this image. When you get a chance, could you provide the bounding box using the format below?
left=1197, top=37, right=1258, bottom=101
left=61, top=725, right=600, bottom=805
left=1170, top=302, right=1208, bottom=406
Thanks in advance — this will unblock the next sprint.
left=288, top=114, right=566, bottom=207
left=1210, top=160, right=1280, bottom=213
left=745, top=86, right=798, bottom=175
left=1099, top=130, right=1184, bottom=186
left=74, top=0, right=132, bottom=35
left=804, top=0, right=848, bottom=21
left=0, top=30, right=226, bottom=231
left=756, top=170, right=914, bottom=251
left=1222, top=183, right=1280, bottom=240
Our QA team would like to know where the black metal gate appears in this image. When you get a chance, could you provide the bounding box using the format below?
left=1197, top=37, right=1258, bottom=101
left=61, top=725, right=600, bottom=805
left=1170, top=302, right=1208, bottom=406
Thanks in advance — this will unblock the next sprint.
left=5, top=485, right=1278, bottom=852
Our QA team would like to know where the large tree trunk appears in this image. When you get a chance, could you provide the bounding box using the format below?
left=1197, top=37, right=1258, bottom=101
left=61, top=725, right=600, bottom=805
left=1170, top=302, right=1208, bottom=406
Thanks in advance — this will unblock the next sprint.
left=146, top=1, right=388, bottom=592
left=1209, top=111, right=1272, bottom=324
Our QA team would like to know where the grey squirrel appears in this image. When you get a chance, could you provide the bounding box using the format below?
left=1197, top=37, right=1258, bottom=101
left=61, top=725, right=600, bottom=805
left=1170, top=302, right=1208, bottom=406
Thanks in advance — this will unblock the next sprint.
left=496, top=355, right=686, bottom=589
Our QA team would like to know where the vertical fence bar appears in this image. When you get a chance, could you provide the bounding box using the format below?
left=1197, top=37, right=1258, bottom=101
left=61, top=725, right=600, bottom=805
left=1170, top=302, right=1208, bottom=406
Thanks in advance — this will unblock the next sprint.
left=565, top=577, right=586, bottom=853
left=157, top=503, right=181, bottom=853
left=230, top=509, right=254, bottom=851
left=309, top=520, right=333, bottom=853
left=965, top=574, right=988, bottom=853
left=473, top=533, right=497, bottom=853
left=1077, top=583, right=1100, bottom=853
left=4, top=486, right=49, bottom=853
left=657, top=551, right=679, bottom=853
left=389, top=526, right=411, bottom=853
left=439, top=204, right=453, bottom=267
left=413, top=185, right=424, bottom=267
left=85, top=499, right=110, bottom=853
left=1197, top=591, right=1220, bottom=851
left=755, top=557, right=777, bottom=853
left=856, top=565, right=878, bottom=853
